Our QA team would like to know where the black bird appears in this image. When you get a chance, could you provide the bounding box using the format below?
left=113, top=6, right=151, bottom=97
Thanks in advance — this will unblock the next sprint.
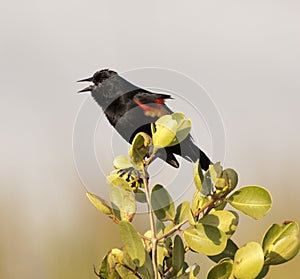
left=78, top=69, right=211, bottom=170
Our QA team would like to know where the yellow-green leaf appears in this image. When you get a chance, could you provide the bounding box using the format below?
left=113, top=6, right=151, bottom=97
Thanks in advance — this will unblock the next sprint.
left=199, top=210, right=239, bottom=239
left=209, top=239, right=239, bottom=263
left=233, top=242, right=264, bottom=279
left=152, top=113, right=191, bottom=148
left=86, top=192, right=112, bottom=215
left=227, top=186, right=272, bottom=219
left=262, top=221, right=299, bottom=254
left=129, top=132, right=152, bottom=165
left=209, top=162, right=223, bottom=184
left=192, top=190, right=209, bottom=214
left=266, top=235, right=300, bottom=265
left=175, top=201, right=190, bottom=224
left=183, top=223, right=227, bottom=256
left=194, top=161, right=213, bottom=195
left=119, top=221, right=146, bottom=267
left=207, top=260, right=233, bottom=279
left=171, top=112, right=192, bottom=145
left=113, top=155, right=133, bottom=169
left=151, top=184, right=175, bottom=221
left=193, top=160, right=204, bottom=191
left=110, top=182, right=136, bottom=221
left=172, top=235, right=185, bottom=275
left=136, top=253, right=154, bottom=279
left=221, top=168, right=238, bottom=191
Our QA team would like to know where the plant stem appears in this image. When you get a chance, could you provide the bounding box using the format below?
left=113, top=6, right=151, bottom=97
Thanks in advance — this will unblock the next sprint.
left=142, top=167, right=158, bottom=279
left=157, top=198, right=216, bottom=242
left=145, top=146, right=158, bottom=166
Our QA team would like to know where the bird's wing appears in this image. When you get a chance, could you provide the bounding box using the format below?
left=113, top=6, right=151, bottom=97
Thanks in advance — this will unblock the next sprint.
left=133, top=91, right=173, bottom=103
left=132, top=91, right=173, bottom=118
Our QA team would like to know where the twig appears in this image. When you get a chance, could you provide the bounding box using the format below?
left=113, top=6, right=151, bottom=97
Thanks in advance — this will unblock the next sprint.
left=142, top=166, right=159, bottom=279
left=157, top=198, right=216, bottom=242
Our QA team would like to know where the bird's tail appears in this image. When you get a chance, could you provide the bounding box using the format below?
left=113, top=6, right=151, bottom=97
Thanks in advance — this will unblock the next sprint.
left=177, top=137, right=211, bottom=171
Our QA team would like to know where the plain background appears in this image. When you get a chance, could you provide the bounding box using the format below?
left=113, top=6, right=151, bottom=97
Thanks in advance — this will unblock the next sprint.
left=1, top=1, right=299, bottom=278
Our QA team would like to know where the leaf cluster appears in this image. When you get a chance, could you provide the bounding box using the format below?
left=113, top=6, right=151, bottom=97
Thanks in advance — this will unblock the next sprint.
left=87, top=113, right=299, bottom=279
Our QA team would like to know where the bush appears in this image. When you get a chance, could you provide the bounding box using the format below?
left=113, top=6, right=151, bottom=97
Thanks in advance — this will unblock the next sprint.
left=87, top=113, right=299, bottom=279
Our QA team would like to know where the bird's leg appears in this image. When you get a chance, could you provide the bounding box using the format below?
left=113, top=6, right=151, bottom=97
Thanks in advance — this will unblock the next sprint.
left=117, top=167, right=141, bottom=178
left=117, top=167, right=150, bottom=194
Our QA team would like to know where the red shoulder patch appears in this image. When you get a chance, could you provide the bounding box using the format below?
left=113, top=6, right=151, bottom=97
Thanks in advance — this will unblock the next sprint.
left=134, top=99, right=168, bottom=118
left=156, top=98, right=165, bottom=105
left=134, top=100, right=152, bottom=111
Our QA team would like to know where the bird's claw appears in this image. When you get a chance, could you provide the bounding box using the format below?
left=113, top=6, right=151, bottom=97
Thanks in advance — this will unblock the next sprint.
left=117, top=167, right=143, bottom=181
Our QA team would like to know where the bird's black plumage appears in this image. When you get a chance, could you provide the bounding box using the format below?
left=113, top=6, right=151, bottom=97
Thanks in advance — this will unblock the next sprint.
left=78, top=69, right=211, bottom=170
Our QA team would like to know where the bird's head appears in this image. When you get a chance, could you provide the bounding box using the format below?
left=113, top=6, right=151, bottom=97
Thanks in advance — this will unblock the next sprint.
left=77, top=69, right=118, bottom=92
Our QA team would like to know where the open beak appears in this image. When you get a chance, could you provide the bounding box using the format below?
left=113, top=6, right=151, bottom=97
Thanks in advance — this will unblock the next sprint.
left=77, top=76, right=94, bottom=93
left=77, top=85, right=94, bottom=93
left=77, top=77, right=93, bottom=83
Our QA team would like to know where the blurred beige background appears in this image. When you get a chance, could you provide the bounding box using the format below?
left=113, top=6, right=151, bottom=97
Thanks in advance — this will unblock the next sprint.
left=1, top=1, right=299, bottom=278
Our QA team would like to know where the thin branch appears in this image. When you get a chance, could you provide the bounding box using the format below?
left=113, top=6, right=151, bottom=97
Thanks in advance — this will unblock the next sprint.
left=142, top=166, right=159, bottom=279
left=157, top=198, right=216, bottom=242
left=116, top=263, right=143, bottom=279
left=193, top=198, right=215, bottom=218
left=145, top=146, right=159, bottom=167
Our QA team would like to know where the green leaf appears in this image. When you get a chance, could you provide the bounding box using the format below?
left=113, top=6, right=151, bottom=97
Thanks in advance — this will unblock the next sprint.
left=183, top=223, right=227, bottom=256
left=106, top=252, right=121, bottom=279
left=142, top=230, right=152, bottom=251
left=227, top=186, right=272, bottom=219
left=233, top=242, right=264, bottom=279
left=193, top=159, right=204, bottom=191
left=199, top=210, right=239, bottom=239
left=86, top=192, right=112, bottom=215
left=129, top=132, right=152, bottom=165
left=115, top=264, right=137, bottom=279
left=188, top=208, right=196, bottom=226
left=176, top=264, right=200, bottom=279
left=214, top=199, right=227, bottom=211
left=208, top=239, right=239, bottom=263
left=113, top=155, right=133, bottom=169
left=110, top=181, right=136, bottom=221
left=111, top=248, right=124, bottom=263
left=262, top=221, right=299, bottom=254
left=151, top=184, right=175, bottom=221
left=106, top=171, right=121, bottom=184
left=164, top=222, right=175, bottom=235
left=122, top=249, right=137, bottom=272
left=255, top=265, right=270, bottom=279
left=214, top=178, right=227, bottom=191
left=152, top=113, right=191, bottom=148
left=119, top=221, right=146, bottom=267
left=157, top=243, right=167, bottom=270
left=221, top=168, right=238, bottom=191
left=207, top=260, right=233, bottom=279
left=98, top=254, right=109, bottom=279
left=266, top=235, right=300, bottom=265
left=108, top=176, right=131, bottom=188
left=175, top=201, right=190, bottom=224
left=202, top=171, right=213, bottom=196
left=137, top=253, right=154, bottom=279
left=151, top=122, right=176, bottom=148
left=171, top=112, right=192, bottom=144
left=209, top=162, right=223, bottom=184
left=135, top=189, right=147, bottom=203
left=172, top=235, right=185, bottom=275
left=262, top=221, right=300, bottom=265
left=112, top=249, right=139, bottom=277
left=192, top=190, right=209, bottom=214
left=156, top=220, right=165, bottom=236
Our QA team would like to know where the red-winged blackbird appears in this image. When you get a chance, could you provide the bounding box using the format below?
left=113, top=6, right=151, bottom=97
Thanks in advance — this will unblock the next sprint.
left=78, top=69, right=211, bottom=170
